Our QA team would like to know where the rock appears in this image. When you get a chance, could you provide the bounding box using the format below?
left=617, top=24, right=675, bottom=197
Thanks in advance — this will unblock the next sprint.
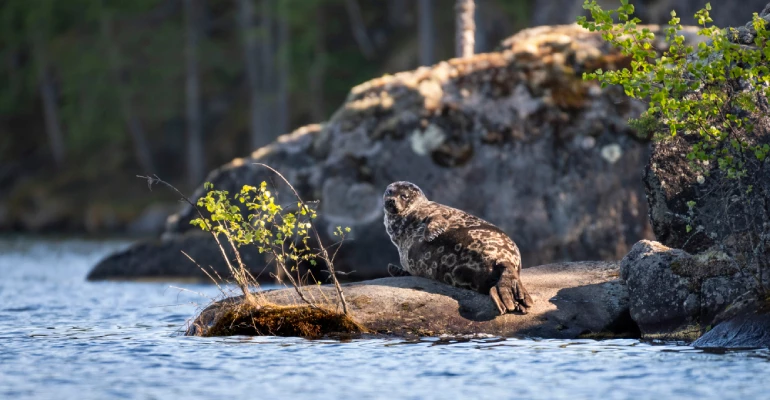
left=127, top=203, right=179, bottom=236
left=637, top=6, right=770, bottom=345
left=693, top=301, right=770, bottom=348
left=87, top=232, right=270, bottom=282
left=187, top=261, right=636, bottom=338
left=94, top=24, right=683, bottom=281
left=621, top=240, right=756, bottom=340
left=693, top=312, right=770, bottom=348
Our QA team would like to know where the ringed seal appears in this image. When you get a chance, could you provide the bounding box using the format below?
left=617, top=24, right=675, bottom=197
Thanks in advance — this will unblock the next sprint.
left=383, top=181, right=533, bottom=314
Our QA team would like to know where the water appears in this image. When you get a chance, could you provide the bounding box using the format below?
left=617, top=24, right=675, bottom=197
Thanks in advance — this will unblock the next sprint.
left=1, top=238, right=769, bottom=400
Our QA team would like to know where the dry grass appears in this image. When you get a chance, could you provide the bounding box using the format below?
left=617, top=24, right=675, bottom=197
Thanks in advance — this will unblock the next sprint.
left=204, top=301, right=366, bottom=338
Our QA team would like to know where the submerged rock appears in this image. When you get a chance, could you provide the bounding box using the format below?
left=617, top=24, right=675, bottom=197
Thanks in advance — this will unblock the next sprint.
left=692, top=313, right=770, bottom=348
left=187, top=261, right=636, bottom=339
left=692, top=302, right=770, bottom=349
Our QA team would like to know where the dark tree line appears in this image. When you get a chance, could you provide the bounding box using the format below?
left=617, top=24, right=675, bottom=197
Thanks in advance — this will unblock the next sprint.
left=0, top=0, right=528, bottom=199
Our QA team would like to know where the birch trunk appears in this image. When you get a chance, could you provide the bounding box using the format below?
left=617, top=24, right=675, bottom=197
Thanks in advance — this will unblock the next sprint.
left=418, top=0, right=435, bottom=66
left=276, top=0, right=290, bottom=136
left=455, top=0, right=475, bottom=58
left=309, top=6, right=326, bottom=122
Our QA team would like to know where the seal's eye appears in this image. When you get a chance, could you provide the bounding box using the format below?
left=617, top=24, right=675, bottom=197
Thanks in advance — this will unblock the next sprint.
left=400, top=194, right=409, bottom=200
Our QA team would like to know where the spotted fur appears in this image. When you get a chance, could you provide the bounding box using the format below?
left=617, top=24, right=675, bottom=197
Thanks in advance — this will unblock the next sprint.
left=383, top=181, right=534, bottom=314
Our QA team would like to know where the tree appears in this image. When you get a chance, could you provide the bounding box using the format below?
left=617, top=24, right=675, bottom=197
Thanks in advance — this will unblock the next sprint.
left=418, top=0, right=435, bottom=66
left=276, top=0, right=290, bottom=137
left=455, top=0, right=475, bottom=58
left=308, top=6, right=327, bottom=122
left=27, top=1, right=66, bottom=166
left=344, top=0, right=374, bottom=59
left=237, top=0, right=262, bottom=150
left=99, top=3, right=155, bottom=174
left=184, top=0, right=204, bottom=187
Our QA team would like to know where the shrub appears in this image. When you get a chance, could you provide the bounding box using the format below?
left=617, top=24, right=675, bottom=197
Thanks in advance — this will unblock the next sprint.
left=578, top=1, right=770, bottom=296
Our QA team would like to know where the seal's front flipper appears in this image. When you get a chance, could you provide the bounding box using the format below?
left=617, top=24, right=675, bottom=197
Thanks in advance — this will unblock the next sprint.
left=423, top=217, right=448, bottom=242
left=388, top=263, right=411, bottom=277
left=490, top=267, right=533, bottom=315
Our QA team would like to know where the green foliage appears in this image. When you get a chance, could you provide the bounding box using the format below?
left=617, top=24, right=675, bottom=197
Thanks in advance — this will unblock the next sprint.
left=577, top=1, right=770, bottom=176
left=190, top=182, right=349, bottom=273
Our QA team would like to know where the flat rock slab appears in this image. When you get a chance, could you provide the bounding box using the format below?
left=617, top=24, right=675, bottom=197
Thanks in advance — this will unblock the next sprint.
left=187, top=261, right=634, bottom=338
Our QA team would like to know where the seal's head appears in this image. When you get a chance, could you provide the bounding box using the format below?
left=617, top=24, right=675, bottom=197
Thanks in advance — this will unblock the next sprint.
left=383, top=181, right=427, bottom=215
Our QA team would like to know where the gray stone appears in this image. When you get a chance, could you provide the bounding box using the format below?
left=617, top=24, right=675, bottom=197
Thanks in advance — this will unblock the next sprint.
left=621, top=240, right=700, bottom=338
left=621, top=240, right=757, bottom=339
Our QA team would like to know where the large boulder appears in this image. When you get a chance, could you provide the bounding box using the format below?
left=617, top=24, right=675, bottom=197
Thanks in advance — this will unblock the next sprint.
left=187, top=261, right=636, bottom=338
left=621, top=240, right=757, bottom=340
left=92, top=25, right=707, bottom=281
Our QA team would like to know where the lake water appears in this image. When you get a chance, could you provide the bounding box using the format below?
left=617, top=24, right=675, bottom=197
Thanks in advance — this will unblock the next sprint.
left=1, top=237, right=769, bottom=400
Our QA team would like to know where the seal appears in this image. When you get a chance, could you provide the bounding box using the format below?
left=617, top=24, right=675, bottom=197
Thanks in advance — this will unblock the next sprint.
left=383, top=181, right=534, bottom=314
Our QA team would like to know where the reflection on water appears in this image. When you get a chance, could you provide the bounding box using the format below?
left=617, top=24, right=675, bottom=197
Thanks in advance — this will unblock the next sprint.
left=1, top=237, right=768, bottom=400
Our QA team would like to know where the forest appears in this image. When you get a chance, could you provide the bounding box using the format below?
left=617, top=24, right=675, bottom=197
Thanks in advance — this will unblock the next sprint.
left=0, top=0, right=532, bottom=233
left=1, top=0, right=758, bottom=234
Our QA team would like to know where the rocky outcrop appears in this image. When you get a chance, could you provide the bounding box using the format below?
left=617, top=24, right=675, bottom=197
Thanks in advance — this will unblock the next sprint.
left=187, top=261, right=636, bottom=338
left=620, top=240, right=757, bottom=340
left=631, top=5, right=770, bottom=346
left=94, top=24, right=693, bottom=281
left=643, top=5, right=770, bottom=253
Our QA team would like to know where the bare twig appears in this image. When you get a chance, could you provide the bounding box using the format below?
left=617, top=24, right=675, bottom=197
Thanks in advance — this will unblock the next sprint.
left=137, top=174, right=257, bottom=305
left=252, top=163, right=351, bottom=315
left=181, top=250, right=224, bottom=295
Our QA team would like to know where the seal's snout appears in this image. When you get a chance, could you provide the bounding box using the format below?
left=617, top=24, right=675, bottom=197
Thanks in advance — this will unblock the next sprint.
left=384, top=197, right=398, bottom=214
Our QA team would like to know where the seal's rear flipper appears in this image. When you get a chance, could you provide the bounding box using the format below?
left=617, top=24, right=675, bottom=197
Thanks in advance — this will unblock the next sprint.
left=490, top=268, right=533, bottom=315
left=388, top=263, right=411, bottom=277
